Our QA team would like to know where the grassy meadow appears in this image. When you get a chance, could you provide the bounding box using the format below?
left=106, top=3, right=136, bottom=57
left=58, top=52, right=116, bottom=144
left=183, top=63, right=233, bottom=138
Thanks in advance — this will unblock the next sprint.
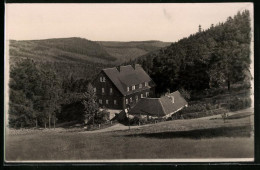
left=5, top=109, right=254, bottom=161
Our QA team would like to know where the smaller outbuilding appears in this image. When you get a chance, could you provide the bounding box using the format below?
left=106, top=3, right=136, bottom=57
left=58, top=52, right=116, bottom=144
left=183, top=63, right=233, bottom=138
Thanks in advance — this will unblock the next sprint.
left=128, top=90, right=188, bottom=119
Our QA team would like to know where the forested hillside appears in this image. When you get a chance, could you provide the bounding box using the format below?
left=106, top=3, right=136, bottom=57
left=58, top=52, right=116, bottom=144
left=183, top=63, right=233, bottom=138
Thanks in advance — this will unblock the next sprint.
left=9, top=38, right=170, bottom=65
left=9, top=38, right=170, bottom=80
left=129, top=10, right=252, bottom=96
left=97, top=41, right=171, bottom=63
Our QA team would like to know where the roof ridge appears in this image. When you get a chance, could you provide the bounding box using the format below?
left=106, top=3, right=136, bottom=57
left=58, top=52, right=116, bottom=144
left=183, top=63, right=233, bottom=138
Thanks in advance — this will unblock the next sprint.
left=144, top=98, right=160, bottom=100
left=102, top=67, right=117, bottom=70
left=158, top=98, right=167, bottom=116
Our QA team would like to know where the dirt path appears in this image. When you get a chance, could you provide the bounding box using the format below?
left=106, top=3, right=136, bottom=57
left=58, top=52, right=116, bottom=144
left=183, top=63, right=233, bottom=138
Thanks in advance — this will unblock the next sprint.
left=196, top=107, right=254, bottom=120
left=79, top=123, right=152, bottom=134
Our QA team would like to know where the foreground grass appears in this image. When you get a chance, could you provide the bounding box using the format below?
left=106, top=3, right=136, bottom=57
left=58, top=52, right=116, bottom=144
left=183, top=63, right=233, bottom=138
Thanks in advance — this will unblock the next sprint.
left=5, top=110, right=254, bottom=161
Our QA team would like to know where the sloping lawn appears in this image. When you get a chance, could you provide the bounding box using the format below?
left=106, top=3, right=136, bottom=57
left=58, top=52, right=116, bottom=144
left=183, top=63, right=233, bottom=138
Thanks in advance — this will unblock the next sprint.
left=5, top=110, right=254, bottom=161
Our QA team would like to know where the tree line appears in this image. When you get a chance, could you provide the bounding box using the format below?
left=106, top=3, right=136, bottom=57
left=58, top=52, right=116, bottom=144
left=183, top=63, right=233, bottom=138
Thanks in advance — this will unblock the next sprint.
left=128, top=10, right=251, bottom=96
left=8, top=59, right=103, bottom=128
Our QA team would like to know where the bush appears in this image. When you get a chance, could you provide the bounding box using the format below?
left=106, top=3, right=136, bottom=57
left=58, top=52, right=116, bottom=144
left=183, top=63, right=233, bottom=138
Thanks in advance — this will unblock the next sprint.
left=95, top=109, right=110, bottom=124
left=179, top=103, right=207, bottom=114
left=86, top=109, right=110, bottom=125
left=229, top=97, right=251, bottom=111
left=179, top=88, right=191, bottom=101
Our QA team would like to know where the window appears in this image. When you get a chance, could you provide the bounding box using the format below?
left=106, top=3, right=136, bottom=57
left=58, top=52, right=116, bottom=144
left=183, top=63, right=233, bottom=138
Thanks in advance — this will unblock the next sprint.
left=130, top=97, right=132, bottom=103
left=110, top=88, right=113, bottom=94
left=106, top=100, right=109, bottom=104
left=132, top=85, right=135, bottom=90
left=126, top=99, right=128, bottom=105
left=146, top=92, right=149, bottom=97
left=141, top=94, right=144, bottom=98
left=99, top=99, right=102, bottom=104
left=145, top=82, right=148, bottom=87
left=136, top=95, right=138, bottom=102
left=127, top=87, right=129, bottom=92
left=102, top=88, right=105, bottom=94
left=114, top=100, right=117, bottom=105
left=93, top=87, right=96, bottom=93
left=139, top=83, right=142, bottom=89
left=100, top=77, right=106, bottom=82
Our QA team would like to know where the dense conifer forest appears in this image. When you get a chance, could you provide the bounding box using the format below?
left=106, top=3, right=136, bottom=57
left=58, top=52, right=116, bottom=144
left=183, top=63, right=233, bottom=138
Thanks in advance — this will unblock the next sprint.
left=128, top=10, right=251, bottom=96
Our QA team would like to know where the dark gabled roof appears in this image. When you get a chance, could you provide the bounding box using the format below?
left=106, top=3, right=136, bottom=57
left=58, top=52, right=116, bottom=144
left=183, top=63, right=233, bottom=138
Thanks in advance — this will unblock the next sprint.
left=102, top=64, right=153, bottom=96
left=129, top=98, right=165, bottom=117
left=129, top=91, right=188, bottom=117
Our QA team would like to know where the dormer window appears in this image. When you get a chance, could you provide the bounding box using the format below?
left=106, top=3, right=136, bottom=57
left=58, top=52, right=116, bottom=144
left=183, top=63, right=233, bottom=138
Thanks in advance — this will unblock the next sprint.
left=110, top=88, right=113, bottom=94
left=139, top=84, right=142, bottom=88
left=132, top=85, right=135, bottom=90
left=145, top=82, right=148, bottom=87
left=127, top=87, right=129, bottom=92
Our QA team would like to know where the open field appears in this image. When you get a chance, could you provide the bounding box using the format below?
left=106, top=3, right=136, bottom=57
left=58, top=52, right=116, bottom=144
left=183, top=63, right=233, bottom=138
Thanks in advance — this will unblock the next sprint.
left=5, top=109, right=254, bottom=161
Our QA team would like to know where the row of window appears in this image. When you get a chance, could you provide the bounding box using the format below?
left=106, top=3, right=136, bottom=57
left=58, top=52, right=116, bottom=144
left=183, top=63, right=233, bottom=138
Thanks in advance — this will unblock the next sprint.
left=99, top=99, right=117, bottom=105
left=125, top=92, right=149, bottom=105
left=98, top=92, right=150, bottom=106
left=100, top=77, right=106, bottom=82
left=93, top=87, right=113, bottom=94
left=95, top=82, right=149, bottom=94
left=127, top=82, right=148, bottom=92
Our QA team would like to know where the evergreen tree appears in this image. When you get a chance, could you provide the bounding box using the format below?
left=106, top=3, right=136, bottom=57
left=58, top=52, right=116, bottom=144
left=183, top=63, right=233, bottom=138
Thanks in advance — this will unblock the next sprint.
left=82, top=84, right=99, bottom=125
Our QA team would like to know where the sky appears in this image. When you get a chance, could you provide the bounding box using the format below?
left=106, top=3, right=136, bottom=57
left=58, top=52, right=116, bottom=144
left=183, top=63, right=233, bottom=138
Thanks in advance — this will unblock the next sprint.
left=5, top=3, right=253, bottom=42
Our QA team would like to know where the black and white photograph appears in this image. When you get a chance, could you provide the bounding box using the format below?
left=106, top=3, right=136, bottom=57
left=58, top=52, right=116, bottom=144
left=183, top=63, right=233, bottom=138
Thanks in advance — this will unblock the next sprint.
left=4, top=3, right=254, bottom=162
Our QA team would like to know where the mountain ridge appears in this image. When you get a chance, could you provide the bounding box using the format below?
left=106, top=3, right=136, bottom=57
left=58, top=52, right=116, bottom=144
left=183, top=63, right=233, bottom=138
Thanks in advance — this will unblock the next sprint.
left=9, top=37, right=171, bottom=65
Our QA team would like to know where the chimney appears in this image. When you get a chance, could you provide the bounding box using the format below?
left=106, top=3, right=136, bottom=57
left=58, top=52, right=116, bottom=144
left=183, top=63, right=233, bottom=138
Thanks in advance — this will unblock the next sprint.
left=134, top=64, right=141, bottom=70
left=171, top=96, right=174, bottom=103
left=167, top=95, right=174, bottom=103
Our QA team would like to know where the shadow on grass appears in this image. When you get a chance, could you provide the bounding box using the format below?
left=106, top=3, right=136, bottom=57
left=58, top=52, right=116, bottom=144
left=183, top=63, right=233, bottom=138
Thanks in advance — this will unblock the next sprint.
left=226, top=112, right=253, bottom=119
left=124, top=125, right=252, bottom=139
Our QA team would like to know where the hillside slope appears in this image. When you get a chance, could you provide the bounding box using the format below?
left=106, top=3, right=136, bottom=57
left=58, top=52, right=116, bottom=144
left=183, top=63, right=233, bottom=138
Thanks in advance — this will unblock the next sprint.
left=9, top=38, right=116, bottom=65
left=97, top=41, right=171, bottom=63
left=9, top=38, right=171, bottom=65
left=130, top=10, right=251, bottom=95
left=8, top=37, right=171, bottom=79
